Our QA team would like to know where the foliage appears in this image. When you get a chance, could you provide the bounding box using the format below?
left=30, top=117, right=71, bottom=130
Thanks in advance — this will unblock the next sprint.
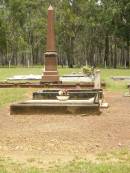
left=82, top=66, right=94, bottom=76
left=0, top=0, right=130, bottom=67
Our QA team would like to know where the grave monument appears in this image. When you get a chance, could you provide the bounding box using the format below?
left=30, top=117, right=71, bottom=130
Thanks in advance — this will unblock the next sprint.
left=10, top=5, right=107, bottom=115
left=41, top=5, right=59, bottom=83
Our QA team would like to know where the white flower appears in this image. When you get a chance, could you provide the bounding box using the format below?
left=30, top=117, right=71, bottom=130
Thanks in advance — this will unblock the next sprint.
left=59, top=90, right=64, bottom=96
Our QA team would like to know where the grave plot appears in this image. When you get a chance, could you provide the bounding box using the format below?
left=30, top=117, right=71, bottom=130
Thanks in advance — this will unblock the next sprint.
left=9, top=5, right=108, bottom=115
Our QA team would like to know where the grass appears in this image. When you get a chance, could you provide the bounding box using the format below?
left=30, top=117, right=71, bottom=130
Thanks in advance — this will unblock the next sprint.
left=49, top=161, right=130, bottom=173
left=97, top=148, right=130, bottom=162
left=101, top=68, right=130, bottom=91
left=1, top=153, right=130, bottom=173
left=0, top=88, right=29, bottom=107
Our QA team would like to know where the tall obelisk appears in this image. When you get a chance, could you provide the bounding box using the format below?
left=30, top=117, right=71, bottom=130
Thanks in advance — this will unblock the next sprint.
left=41, top=5, right=59, bottom=83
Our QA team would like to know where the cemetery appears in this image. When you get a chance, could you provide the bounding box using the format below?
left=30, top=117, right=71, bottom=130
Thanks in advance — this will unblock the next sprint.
left=0, top=2, right=130, bottom=173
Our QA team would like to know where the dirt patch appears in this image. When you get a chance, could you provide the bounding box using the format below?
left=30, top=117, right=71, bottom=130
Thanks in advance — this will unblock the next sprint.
left=0, top=91, right=130, bottom=167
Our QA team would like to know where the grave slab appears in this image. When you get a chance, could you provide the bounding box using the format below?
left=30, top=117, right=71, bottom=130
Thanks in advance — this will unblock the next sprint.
left=10, top=99, right=100, bottom=115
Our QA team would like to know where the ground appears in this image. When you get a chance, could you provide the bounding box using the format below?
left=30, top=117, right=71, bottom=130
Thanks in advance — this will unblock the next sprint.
left=0, top=91, right=130, bottom=169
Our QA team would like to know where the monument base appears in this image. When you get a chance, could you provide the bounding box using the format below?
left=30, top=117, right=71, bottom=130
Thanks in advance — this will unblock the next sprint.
left=10, top=100, right=100, bottom=115
left=41, top=51, right=59, bottom=83
left=42, top=71, right=59, bottom=83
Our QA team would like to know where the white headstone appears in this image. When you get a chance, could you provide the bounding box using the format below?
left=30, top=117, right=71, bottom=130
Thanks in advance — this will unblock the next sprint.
left=94, top=70, right=101, bottom=89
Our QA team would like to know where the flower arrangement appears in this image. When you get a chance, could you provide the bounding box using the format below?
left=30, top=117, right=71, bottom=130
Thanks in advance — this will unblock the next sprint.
left=82, top=66, right=94, bottom=76
left=57, top=89, right=70, bottom=101
left=58, top=89, right=69, bottom=96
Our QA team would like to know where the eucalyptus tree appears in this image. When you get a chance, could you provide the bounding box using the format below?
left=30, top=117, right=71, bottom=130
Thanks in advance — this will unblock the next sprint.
left=0, top=0, right=130, bottom=68
left=113, top=0, right=130, bottom=67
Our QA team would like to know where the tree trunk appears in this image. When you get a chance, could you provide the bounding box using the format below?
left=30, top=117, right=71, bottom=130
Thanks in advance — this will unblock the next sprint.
left=113, top=38, right=117, bottom=68
left=126, top=37, right=129, bottom=68
left=104, top=34, right=109, bottom=67
left=67, top=37, right=74, bottom=68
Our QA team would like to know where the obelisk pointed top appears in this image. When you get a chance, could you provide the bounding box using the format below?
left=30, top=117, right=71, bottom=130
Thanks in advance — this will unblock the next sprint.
left=48, top=4, right=53, bottom=10
left=46, top=4, right=56, bottom=51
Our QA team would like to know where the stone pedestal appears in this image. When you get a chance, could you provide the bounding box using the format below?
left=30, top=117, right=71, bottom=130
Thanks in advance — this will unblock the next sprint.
left=42, top=52, right=59, bottom=82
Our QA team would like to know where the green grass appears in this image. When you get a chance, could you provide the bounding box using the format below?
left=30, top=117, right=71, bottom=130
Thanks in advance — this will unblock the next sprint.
left=101, top=68, right=130, bottom=91
left=0, top=158, right=130, bottom=173
left=97, top=148, right=130, bottom=162
left=46, top=148, right=130, bottom=173
left=0, top=88, right=29, bottom=107
left=49, top=161, right=130, bottom=173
